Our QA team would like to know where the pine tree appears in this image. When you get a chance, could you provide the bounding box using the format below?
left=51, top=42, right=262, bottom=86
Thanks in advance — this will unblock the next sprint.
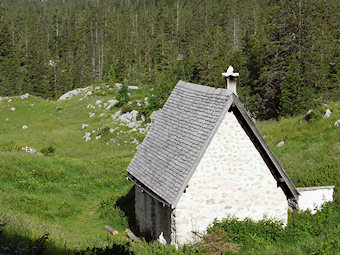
left=279, top=55, right=306, bottom=117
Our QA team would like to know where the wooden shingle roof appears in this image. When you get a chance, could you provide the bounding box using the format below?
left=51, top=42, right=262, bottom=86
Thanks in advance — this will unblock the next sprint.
left=126, top=81, right=299, bottom=207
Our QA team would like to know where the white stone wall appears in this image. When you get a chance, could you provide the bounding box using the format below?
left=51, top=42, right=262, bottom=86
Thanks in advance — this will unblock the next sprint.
left=135, top=186, right=172, bottom=242
left=297, top=186, right=334, bottom=214
left=175, top=112, right=288, bottom=244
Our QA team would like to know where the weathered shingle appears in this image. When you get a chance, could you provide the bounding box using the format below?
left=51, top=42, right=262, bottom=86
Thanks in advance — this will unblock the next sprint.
left=127, top=81, right=232, bottom=205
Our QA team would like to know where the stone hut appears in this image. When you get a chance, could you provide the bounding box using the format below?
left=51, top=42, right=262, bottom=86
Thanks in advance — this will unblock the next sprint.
left=126, top=78, right=300, bottom=245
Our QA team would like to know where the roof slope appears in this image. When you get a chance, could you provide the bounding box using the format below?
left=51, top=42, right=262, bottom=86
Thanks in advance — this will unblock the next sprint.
left=127, top=81, right=233, bottom=206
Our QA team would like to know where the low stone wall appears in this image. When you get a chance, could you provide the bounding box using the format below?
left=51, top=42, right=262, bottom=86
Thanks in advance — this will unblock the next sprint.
left=297, top=186, right=335, bottom=214
left=174, top=112, right=288, bottom=244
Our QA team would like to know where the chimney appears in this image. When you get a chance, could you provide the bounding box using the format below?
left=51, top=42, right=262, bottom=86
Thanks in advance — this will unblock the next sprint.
left=222, top=66, right=239, bottom=95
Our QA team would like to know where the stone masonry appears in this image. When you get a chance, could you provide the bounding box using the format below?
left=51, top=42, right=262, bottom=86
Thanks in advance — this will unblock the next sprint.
left=174, top=112, right=288, bottom=244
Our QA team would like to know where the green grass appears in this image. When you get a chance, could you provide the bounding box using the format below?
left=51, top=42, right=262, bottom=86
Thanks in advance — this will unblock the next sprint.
left=0, top=86, right=339, bottom=254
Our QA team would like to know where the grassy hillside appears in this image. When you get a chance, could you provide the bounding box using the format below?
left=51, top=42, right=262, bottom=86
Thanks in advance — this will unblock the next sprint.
left=0, top=84, right=339, bottom=254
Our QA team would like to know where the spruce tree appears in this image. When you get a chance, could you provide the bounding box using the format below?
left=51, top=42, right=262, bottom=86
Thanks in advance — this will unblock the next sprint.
left=279, top=55, right=306, bottom=117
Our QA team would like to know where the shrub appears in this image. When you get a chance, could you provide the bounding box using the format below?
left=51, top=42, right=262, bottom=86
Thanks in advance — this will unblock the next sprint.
left=116, top=84, right=130, bottom=107
left=40, top=145, right=56, bottom=156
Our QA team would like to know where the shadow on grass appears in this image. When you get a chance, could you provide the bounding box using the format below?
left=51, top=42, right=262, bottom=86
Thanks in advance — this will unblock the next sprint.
left=0, top=224, right=133, bottom=255
left=115, top=187, right=137, bottom=234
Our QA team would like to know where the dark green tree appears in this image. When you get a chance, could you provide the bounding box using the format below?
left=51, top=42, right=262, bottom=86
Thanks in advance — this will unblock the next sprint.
left=279, top=55, right=306, bottom=117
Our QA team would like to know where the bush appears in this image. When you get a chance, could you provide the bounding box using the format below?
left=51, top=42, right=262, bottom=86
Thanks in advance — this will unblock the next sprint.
left=116, top=84, right=130, bottom=107
left=40, top=145, right=56, bottom=156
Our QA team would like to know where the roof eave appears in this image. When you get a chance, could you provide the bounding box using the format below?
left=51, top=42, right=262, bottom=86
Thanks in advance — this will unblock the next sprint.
left=125, top=173, right=171, bottom=207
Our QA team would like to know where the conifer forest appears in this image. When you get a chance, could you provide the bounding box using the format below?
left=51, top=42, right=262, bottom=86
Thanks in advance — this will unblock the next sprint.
left=0, top=0, right=339, bottom=119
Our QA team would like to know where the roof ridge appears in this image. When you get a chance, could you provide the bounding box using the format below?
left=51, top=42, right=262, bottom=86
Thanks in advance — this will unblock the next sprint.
left=178, top=80, right=233, bottom=96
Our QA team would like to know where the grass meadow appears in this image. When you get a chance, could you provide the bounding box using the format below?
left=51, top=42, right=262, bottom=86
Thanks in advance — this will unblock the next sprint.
left=0, top=85, right=339, bottom=254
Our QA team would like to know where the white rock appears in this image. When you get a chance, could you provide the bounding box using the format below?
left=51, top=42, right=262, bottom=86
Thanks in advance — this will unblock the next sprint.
left=84, top=91, right=93, bottom=97
left=87, top=104, right=95, bottom=109
left=20, top=93, right=29, bottom=100
left=119, top=110, right=140, bottom=128
left=82, top=124, right=89, bottom=129
left=324, top=109, right=332, bottom=118
left=83, top=132, right=91, bottom=142
left=276, top=140, right=285, bottom=147
left=128, top=85, right=139, bottom=90
left=10, top=107, right=15, bottom=111
left=95, top=100, right=102, bottom=105
left=22, top=125, right=28, bottom=129
left=334, top=119, right=340, bottom=127
left=115, top=83, right=122, bottom=90
left=96, top=135, right=101, bottom=140
left=58, top=87, right=90, bottom=100
left=105, top=99, right=118, bottom=110
left=89, top=112, right=95, bottom=118
left=112, top=109, right=122, bottom=120
left=22, top=146, right=39, bottom=154
left=144, top=97, right=149, bottom=106
left=8, top=99, right=12, bottom=102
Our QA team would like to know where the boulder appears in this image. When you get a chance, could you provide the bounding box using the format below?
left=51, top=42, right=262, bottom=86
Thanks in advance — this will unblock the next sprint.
left=324, top=109, right=332, bottom=118
left=276, top=140, right=284, bottom=147
left=105, top=99, right=118, bottom=110
left=334, top=119, right=340, bottom=127
left=22, top=146, right=39, bottom=154
left=115, top=83, right=122, bottom=90
left=20, top=93, right=29, bottom=100
left=119, top=110, right=140, bottom=128
left=59, top=87, right=89, bottom=100
left=83, top=132, right=91, bottom=142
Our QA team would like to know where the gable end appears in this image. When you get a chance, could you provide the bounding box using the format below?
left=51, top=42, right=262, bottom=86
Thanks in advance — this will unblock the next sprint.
left=230, top=94, right=299, bottom=200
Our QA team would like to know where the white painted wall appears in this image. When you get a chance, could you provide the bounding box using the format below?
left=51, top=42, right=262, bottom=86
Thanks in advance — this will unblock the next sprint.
left=174, top=112, right=288, bottom=244
left=297, top=186, right=334, bottom=214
